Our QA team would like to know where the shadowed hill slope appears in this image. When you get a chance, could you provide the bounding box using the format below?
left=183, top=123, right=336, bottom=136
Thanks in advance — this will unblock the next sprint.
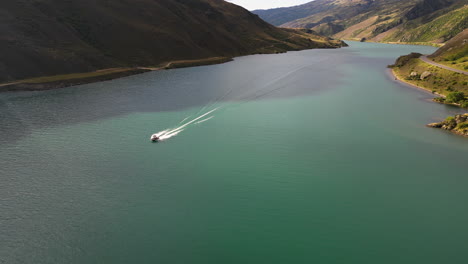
left=0, top=0, right=345, bottom=83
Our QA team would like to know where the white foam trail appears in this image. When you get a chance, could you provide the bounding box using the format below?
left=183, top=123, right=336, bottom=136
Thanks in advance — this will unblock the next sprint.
left=154, top=130, right=169, bottom=137
left=159, top=129, right=184, bottom=140
left=195, top=116, right=214, bottom=124
left=151, top=108, right=219, bottom=141
left=178, top=116, right=191, bottom=124
left=168, top=108, right=218, bottom=133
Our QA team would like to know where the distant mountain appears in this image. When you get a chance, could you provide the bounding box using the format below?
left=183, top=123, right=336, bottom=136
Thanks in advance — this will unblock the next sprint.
left=0, top=0, right=345, bottom=83
left=254, top=0, right=468, bottom=43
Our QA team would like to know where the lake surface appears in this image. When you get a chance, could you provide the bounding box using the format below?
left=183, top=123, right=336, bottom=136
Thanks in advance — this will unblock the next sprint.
left=1, top=42, right=468, bottom=264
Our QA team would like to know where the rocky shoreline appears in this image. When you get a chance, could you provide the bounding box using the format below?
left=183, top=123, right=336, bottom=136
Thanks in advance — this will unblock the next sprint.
left=428, top=114, right=468, bottom=137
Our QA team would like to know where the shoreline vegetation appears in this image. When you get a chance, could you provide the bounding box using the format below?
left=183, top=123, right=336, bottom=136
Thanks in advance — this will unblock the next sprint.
left=388, top=67, right=443, bottom=96
left=389, top=46, right=468, bottom=137
left=427, top=114, right=468, bottom=137
left=391, top=66, right=468, bottom=137
left=389, top=53, right=468, bottom=108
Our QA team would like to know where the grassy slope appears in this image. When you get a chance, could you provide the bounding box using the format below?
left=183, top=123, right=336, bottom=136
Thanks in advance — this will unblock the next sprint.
left=389, top=28, right=468, bottom=111
left=254, top=0, right=468, bottom=44
left=392, top=58, right=467, bottom=96
left=383, top=5, right=468, bottom=43
left=428, top=28, right=468, bottom=71
left=0, top=0, right=344, bottom=84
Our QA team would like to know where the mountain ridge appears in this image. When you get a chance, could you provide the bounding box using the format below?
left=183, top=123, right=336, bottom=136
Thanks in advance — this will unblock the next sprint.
left=0, top=0, right=345, bottom=83
left=253, top=0, right=468, bottom=43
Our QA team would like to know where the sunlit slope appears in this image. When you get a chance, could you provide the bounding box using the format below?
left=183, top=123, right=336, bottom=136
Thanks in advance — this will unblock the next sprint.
left=429, top=28, right=468, bottom=71
left=254, top=0, right=468, bottom=43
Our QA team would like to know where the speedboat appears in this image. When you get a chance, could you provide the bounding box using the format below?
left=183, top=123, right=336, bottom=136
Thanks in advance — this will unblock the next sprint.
left=150, top=134, right=160, bottom=142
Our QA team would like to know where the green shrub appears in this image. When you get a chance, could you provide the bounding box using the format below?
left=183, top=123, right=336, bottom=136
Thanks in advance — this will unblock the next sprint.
left=389, top=53, right=422, bottom=68
left=461, top=101, right=468, bottom=108
left=446, top=116, right=454, bottom=121
left=457, top=122, right=468, bottom=129
left=446, top=91, right=466, bottom=103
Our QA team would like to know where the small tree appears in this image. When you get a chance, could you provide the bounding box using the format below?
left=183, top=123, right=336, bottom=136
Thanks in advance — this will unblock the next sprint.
left=446, top=92, right=465, bottom=103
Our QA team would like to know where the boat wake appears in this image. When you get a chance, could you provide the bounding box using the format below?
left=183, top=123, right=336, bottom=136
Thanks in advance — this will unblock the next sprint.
left=151, top=108, right=218, bottom=142
left=151, top=65, right=308, bottom=142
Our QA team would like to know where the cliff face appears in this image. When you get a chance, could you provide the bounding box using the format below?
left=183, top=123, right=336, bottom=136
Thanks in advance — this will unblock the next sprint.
left=0, top=0, right=345, bottom=83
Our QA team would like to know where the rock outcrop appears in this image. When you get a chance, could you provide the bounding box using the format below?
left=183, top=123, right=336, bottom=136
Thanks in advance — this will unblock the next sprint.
left=428, top=114, right=468, bottom=136
left=420, top=71, right=432, bottom=80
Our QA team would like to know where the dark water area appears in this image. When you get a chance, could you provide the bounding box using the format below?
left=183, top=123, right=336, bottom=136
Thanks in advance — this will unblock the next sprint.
left=1, top=42, right=468, bottom=263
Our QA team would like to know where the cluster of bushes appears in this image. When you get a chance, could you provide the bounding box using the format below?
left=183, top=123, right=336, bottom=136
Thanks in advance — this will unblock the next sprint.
left=436, top=114, right=468, bottom=135
left=388, top=53, right=422, bottom=68
left=435, top=91, right=468, bottom=108
left=458, top=122, right=468, bottom=129
left=444, top=116, right=468, bottom=129
left=447, top=92, right=466, bottom=103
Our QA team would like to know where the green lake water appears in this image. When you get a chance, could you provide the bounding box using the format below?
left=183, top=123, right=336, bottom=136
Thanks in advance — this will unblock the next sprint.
left=1, top=42, right=468, bottom=263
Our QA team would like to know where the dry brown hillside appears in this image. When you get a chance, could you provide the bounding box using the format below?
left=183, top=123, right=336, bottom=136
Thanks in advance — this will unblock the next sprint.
left=254, top=0, right=468, bottom=43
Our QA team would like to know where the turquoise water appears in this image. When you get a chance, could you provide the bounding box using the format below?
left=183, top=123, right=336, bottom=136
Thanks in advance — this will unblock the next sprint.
left=1, top=42, right=468, bottom=263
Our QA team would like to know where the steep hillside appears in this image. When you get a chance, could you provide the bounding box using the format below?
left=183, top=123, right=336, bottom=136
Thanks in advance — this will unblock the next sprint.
left=253, top=0, right=342, bottom=26
left=429, top=28, right=468, bottom=70
left=254, top=0, right=468, bottom=43
left=0, top=0, right=345, bottom=83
